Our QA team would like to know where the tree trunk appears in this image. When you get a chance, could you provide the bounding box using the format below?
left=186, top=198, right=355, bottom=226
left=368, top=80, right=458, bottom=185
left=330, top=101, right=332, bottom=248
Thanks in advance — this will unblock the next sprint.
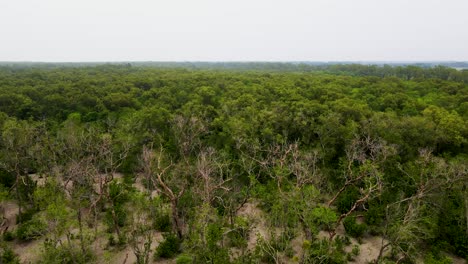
left=15, top=173, right=22, bottom=223
left=111, top=202, right=121, bottom=238
left=78, top=208, right=86, bottom=254
left=171, top=199, right=183, bottom=239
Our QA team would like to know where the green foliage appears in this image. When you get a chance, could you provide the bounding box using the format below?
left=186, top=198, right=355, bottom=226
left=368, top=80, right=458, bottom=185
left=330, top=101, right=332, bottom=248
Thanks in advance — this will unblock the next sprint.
left=343, top=216, right=367, bottom=238
left=365, top=200, right=386, bottom=226
left=16, top=217, right=47, bottom=241
left=0, top=247, right=20, bottom=264
left=105, top=181, right=130, bottom=232
left=436, top=193, right=468, bottom=258
left=15, top=207, right=38, bottom=224
left=105, top=205, right=127, bottom=231
left=175, top=254, right=193, bottom=264
left=153, top=211, right=172, bottom=232
left=309, top=206, right=338, bottom=231
left=351, top=245, right=360, bottom=257
left=303, top=238, right=347, bottom=264
left=184, top=203, right=231, bottom=263
left=336, top=187, right=360, bottom=214
left=154, top=233, right=181, bottom=259
left=424, top=253, right=453, bottom=264
left=0, top=65, right=467, bottom=261
left=3, top=230, right=15, bottom=241
left=0, top=169, right=15, bottom=188
left=107, top=234, right=126, bottom=247
left=39, top=243, right=95, bottom=264
left=226, top=217, right=250, bottom=248
left=151, top=199, right=172, bottom=232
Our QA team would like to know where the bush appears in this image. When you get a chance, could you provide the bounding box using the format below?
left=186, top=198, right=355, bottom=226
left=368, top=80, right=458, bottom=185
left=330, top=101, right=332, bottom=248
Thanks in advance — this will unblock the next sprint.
left=16, top=217, right=47, bottom=241
left=39, top=244, right=95, bottom=264
left=107, top=234, right=126, bottom=247
left=336, top=187, right=360, bottom=214
left=309, top=206, right=338, bottom=231
left=0, top=169, right=15, bottom=188
left=16, top=207, right=38, bottom=224
left=1, top=247, right=20, bottom=264
left=176, top=254, right=193, bottom=264
left=424, top=253, right=453, bottom=264
left=153, top=212, right=172, bottom=232
left=3, top=230, right=15, bottom=241
left=227, top=229, right=248, bottom=248
left=105, top=205, right=127, bottom=232
left=304, top=239, right=347, bottom=264
left=155, top=233, right=180, bottom=259
left=343, top=216, right=366, bottom=238
left=364, top=202, right=385, bottom=226
left=227, top=217, right=250, bottom=248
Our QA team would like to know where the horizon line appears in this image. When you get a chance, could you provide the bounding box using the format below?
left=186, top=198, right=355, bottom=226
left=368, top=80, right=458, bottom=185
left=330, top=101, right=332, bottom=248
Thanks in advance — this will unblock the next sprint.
left=1, top=60, right=468, bottom=63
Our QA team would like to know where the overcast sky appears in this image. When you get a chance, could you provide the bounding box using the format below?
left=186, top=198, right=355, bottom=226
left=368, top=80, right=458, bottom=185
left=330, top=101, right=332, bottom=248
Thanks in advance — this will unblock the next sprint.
left=0, top=0, right=467, bottom=62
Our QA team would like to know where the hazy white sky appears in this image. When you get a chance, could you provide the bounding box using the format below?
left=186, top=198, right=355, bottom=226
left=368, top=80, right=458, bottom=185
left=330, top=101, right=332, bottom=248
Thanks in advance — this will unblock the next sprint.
left=0, top=0, right=467, bottom=61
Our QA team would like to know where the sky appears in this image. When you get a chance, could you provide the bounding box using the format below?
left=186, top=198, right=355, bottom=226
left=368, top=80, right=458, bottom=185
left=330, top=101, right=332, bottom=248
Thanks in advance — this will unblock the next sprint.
left=0, top=0, right=467, bottom=62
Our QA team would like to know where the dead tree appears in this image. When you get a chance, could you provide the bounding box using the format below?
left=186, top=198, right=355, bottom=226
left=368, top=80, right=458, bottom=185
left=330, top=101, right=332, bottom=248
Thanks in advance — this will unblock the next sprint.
left=328, top=135, right=396, bottom=240
left=375, top=149, right=468, bottom=262
left=172, top=115, right=207, bottom=162
left=195, top=147, right=231, bottom=205
left=141, top=145, right=185, bottom=239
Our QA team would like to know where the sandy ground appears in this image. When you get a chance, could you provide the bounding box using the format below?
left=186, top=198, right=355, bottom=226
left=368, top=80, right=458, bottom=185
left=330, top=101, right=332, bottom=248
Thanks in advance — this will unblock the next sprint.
left=93, top=230, right=167, bottom=264
left=317, top=223, right=388, bottom=263
left=1, top=200, right=19, bottom=230
left=236, top=200, right=270, bottom=251
left=452, top=256, right=468, bottom=264
left=1, top=200, right=44, bottom=263
left=289, top=232, right=305, bottom=260
left=12, top=239, right=44, bottom=263
left=348, top=236, right=387, bottom=263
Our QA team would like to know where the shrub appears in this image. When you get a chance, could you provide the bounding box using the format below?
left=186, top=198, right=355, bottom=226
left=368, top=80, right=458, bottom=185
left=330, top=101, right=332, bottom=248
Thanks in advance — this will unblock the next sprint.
left=424, top=253, right=453, bottom=264
left=343, top=216, right=366, bottom=238
left=227, top=217, right=250, bottom=248
left=364, top=202, right=385, bottom=226
left=105, top=204, right=127, bottom=232
left=155, top=233, right=180, bottom=259
left=309, top=206, right=338, bottom=231
left=304, top=239, right=346, bottom=264
left=16, top=207, right=38, bottom=224
left=39, top=244, right=95, bottom=264
left=0, top=169, right=15, bottom=188
left=336, top=187, right=360, bottom=214
left=227, top=229, right=248, bottom=248
left=153, top=212, right=172, bottom=232
left=1, top=247, right=20, bottom=264
left=16, top=218, right=47, bottom=241
left=176, top=254, right=193, bottom=264
left=351, top=245, right=360, bottom=256
left=3, top=230, right=15, bottom=241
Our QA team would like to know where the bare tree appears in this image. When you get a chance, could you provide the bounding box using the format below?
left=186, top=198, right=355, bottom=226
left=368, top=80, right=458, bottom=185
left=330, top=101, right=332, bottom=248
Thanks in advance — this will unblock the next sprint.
left=57, top=123, right=131, bottom=242
left=195, top=147, right=231, bottom=205
left=141, top=145, right=185, bottom=239
left=172, top=115, right=207, bottom=162
left=290, top=148, right=323, bottom=189
left=328, top=135, right=396, bottom=240
left=375, top=149, right=468, bottom=263
left=0, top=119, right=38, bottom=222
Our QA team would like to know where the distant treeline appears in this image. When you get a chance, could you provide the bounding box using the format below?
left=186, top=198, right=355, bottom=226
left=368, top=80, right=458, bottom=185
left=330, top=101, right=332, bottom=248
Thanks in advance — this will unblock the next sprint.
left=1, top=61, right=468, bottom=79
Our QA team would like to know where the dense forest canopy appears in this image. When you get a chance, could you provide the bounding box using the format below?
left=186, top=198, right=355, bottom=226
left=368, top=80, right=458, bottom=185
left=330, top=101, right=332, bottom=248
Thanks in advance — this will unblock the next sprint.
left=0, top=64, right=467, bottom=263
